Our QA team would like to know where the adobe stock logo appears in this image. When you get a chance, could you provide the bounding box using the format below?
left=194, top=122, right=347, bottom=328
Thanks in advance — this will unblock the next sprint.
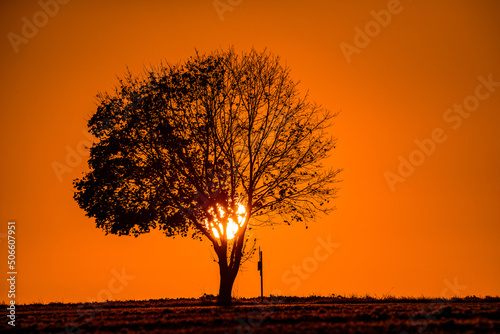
left=52, top=129, right=93, bottom=183
left=282, top=235, right=340, bottom=291
left=385, top=74, right=499, bottom=192
left=7, top=0, right=71, bottom=54
left=339, top=0, right=404, bottom=64
left=213, top=0, right=243, bottom=21
left=61, top=267, right=135, bottom=334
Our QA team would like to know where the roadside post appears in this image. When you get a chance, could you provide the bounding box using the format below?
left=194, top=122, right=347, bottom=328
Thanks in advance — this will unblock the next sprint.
left=258, top=247, right=263, bottom=303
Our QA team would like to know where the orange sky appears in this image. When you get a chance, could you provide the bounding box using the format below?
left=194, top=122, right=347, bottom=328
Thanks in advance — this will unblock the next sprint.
left=1, top=0, right=499, bottom=304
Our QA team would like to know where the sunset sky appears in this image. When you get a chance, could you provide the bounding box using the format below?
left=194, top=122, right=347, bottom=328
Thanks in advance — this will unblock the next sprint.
left=1, top=0, right=499, bottom=304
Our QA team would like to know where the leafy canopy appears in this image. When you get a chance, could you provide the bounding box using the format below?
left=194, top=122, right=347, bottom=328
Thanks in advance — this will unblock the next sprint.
left=74, top=48, right=341, bottom=245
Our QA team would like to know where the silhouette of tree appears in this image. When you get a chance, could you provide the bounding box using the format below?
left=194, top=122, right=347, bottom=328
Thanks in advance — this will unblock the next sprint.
left=74, top=48, right=341, bottom=305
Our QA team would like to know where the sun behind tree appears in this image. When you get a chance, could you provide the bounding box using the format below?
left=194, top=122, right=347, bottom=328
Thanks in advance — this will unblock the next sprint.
left=73, top=48, right=341, bottom=305
left=205, top=202, right=246, bottom=240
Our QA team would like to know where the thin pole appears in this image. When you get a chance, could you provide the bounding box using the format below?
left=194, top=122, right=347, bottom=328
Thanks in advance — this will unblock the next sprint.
left=259, top=247, right=263, bottom=303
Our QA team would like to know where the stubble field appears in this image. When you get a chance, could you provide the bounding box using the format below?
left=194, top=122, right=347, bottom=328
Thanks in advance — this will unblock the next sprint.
left=3, top=296, right=500, bottom=333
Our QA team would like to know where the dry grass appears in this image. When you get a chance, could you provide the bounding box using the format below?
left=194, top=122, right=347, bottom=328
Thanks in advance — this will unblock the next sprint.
left=4, top=295, right=500, bottom=333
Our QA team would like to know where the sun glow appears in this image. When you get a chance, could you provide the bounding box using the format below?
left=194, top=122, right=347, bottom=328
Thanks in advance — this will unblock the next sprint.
left=205, top=203, right=246, bottom=240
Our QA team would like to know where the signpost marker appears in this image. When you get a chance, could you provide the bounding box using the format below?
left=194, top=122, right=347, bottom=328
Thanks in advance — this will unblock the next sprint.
left=258, top=247, right=263, bottom=303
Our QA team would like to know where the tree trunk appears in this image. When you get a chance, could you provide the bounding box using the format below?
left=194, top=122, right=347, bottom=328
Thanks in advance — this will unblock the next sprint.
left=215, top=233, right=245, bottom=306
left=218, top=264, right=236, bottom=306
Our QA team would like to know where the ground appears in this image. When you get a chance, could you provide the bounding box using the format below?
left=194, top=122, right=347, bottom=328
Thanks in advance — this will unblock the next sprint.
left=3, top=296, right=500, bottom=333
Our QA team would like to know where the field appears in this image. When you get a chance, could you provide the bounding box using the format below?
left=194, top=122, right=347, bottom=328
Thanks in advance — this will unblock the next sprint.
left=3, top=296, right=500, bottom=333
